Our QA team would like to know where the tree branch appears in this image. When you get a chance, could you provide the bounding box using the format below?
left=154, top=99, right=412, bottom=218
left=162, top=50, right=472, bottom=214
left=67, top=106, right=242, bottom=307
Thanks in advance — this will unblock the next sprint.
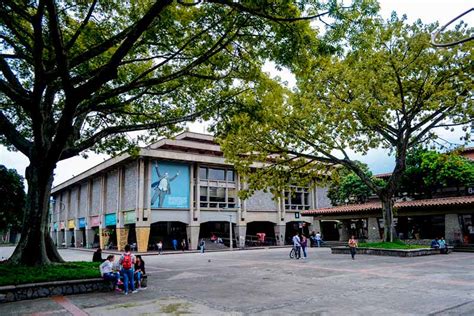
left=0, top=111, right=32, bottom=156
left=65, top=0, right=97, bottom=50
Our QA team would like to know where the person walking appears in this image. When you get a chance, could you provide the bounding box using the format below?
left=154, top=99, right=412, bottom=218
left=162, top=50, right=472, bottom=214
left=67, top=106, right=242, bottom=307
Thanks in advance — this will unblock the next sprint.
left=172, top=238, right=178, bottom=250
left=301, top=235, right=308, bottom=259
left=199, top=238, right=206, bottom=253
left=181, top=239, right=187, bottom=251
left=292, top=232, right=301, bottom=259
left=119, top=244, right=137, bottom=295
left=348, top=235, right=358, bottom=260
left=157, top=241, right=163, bottom=255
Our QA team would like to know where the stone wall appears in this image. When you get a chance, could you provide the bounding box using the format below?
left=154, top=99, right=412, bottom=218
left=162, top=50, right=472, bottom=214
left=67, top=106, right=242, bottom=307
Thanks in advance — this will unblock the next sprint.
left=0, top=276, right=148, bottom=303
left=0, top=279, right=113, bottom=303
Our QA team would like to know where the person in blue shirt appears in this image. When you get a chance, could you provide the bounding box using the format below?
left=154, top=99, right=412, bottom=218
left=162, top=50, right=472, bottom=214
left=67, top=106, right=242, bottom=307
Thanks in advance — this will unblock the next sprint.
left=438, top=237, right=448, bottom=254
left=430, top=237, right=440, bottom=249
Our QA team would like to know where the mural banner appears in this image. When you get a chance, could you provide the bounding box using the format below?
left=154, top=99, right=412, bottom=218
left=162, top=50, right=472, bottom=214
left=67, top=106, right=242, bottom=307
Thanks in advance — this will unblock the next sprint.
left=78, top=218, right=86, bottom=228
left=105, top=213, right=116, bottom=226
left=90, top=215, right=100, bottom=227
left=151, top=161, right=189, bottom=208
left=124, top=211, right=135, bottom=224
left=67, top=219, right=75, bottom=229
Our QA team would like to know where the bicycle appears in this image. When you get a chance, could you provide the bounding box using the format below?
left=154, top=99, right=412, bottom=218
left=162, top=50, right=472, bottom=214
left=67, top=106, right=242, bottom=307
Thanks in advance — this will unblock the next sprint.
left=289, top=247, right=300, bottom=259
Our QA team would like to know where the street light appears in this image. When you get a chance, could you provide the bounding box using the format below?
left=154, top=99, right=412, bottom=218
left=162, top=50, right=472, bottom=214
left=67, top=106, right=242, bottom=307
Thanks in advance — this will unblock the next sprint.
left=229, top=214, right=233, bottom=250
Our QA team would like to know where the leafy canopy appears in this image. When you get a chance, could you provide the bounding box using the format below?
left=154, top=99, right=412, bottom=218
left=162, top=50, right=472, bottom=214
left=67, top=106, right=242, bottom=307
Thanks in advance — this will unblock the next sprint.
left=0, top=165, right=25, bottom=231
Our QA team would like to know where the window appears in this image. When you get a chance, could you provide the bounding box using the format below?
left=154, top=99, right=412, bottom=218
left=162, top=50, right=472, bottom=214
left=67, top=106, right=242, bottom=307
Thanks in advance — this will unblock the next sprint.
left=209, top=168, right=225, bottom=181
left=285, top=186, right=311, bottom=210
left=226, top=170, right=234, bottom=181
left=199, top=167, right=207, bottom=180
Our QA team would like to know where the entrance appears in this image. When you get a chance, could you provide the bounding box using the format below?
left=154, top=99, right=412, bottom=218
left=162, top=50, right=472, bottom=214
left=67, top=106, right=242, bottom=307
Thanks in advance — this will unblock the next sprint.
left=285, top=221, right=311, bottom=244
left=458, top=214, right=474, bottom=245
left=149, top=221, right=187, bottom=250
left=246, top=222, right=276, bottom=246
left=320, top=221, right=339, bottom=241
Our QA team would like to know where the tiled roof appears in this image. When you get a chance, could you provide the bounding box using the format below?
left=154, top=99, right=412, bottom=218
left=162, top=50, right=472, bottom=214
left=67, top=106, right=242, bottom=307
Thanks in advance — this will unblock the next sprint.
left=302, top=195, right=474, bottom=215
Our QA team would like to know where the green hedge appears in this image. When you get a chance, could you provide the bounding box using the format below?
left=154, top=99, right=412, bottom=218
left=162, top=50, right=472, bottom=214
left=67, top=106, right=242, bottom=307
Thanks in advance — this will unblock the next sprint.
left=358, top=240, right=427, bottom=250
left=0, top=262, right=101, bottom=286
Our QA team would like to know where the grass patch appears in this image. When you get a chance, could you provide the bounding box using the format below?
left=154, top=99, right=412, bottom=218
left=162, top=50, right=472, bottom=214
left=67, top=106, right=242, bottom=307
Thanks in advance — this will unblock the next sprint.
left=0, top=261, right=101, bottom=286
left=358, top=240, right=427, bottom=250
left=160, top=302, right=191, bottom=315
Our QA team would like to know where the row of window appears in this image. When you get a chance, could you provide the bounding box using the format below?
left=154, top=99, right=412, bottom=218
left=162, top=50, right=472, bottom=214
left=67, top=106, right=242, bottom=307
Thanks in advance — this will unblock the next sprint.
left=199, top=167, right=234, bottom=181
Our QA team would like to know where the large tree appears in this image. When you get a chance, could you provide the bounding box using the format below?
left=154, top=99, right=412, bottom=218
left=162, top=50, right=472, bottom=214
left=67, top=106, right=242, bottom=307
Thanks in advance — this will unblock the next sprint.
left=218, top=16, right=473, bottom=242
left=0, top=0, right=377, bottom=265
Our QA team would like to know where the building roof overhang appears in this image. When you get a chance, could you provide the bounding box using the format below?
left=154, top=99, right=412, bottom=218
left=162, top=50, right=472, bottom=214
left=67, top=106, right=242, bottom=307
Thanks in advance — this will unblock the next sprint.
left=302, top=195, right=474, bottom=216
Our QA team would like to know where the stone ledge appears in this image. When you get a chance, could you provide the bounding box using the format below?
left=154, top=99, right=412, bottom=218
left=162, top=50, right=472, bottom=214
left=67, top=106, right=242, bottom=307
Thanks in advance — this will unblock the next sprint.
left=331, top=246, right=453, bottom=257
left=0, top=275, right=147, bottom=304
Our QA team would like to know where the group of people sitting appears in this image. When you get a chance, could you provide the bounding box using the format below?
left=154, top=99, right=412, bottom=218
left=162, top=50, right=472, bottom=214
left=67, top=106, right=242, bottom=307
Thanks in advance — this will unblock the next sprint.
left=430, top=237, right=449, bottom=254
left=93, top=245, right=146, bottom=295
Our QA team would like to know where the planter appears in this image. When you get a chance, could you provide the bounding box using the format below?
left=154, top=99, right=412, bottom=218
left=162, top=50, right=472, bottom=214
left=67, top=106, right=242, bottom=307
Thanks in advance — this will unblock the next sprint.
left=331, top=246, right=452, bottom=257
left=0, top=275, right=147, bottom=303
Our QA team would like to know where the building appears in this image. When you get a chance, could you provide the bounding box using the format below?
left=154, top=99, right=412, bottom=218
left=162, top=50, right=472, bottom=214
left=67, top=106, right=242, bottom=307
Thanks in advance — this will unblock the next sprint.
left=50, top=132, right=331, bottom=252
left=302, top=148, right=474, bottom=246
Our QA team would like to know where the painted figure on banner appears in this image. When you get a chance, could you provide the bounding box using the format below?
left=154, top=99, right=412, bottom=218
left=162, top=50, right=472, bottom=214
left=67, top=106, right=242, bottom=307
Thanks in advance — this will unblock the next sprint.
left=151, top=163, right=179, bottom=208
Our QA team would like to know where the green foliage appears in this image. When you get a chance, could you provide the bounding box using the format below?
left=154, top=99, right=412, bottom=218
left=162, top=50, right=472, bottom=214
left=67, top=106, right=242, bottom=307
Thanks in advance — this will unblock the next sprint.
left=0, top=261, right=100, bottom=286
left=0, top=165, right=25, bottom=231
left=327, top=164, right=386, bottom=205
left=401, top=148, right=474, bottom=197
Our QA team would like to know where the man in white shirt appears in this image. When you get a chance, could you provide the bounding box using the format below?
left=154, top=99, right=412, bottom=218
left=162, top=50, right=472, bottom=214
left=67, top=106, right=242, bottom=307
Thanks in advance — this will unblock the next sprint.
left=292, top=233, right=301, bottom=259
left=315, top=232, right=322, bottom=247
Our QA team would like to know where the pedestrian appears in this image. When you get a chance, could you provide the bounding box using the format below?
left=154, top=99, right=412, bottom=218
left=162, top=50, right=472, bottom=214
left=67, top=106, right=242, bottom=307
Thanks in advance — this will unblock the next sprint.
left=172, top=238, right=178, bottom=250
left=292, top=232, right=301, bottom=259
left=99, top=255, right=122, bottom=292
left=315, top=232, right=322, bottom=247
left=134, top=255, right=146, bottom=290
left=301, top=235, right=308, bottom=259
left=181, top=239, right=186, bottom=251
left=119, top=244, right=137, bottom=295
left=348, top=235, right=358, bottom=260
left=199, top=238, right=205, bottom=253
left=157, top=241, right=163, bottom=255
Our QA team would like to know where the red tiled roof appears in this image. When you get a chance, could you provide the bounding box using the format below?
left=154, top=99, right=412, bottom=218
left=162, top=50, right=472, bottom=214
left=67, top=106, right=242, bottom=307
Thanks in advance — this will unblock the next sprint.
left=302, top=195, right=474, bottom=215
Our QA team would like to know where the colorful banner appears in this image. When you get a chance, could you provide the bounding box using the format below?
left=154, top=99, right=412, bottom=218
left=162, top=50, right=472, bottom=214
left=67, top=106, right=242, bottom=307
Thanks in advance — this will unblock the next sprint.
left=67, top=219, right=75, bottom=229
left=90, top=215, right=100, bottom=227
left=78, top=218, right=86, bottom=228
left=59, top=221, right=65, bottom=230
left=124, top=211, right=135, bottom=224
left=53, top=222, right=58, bottom=231
left=151, top=161, right=190, bottom=208
left=105, top=213, right=116, bottom=226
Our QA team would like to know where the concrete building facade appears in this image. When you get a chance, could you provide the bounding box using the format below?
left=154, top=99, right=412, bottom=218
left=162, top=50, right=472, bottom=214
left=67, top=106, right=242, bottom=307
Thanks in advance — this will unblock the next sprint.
left=50, top=132, right=331, bottom=252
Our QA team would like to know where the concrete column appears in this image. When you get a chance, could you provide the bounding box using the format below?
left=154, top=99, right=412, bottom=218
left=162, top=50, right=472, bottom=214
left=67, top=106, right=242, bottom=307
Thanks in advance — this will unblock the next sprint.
left=136, top=227, right=150, bottom=253
left=189, top=164, right=194, bottom=223
left=186, top=225, right=200, bottom=250
left=86, top=229, right=95, bottom=248
left=367, top=217, right=380, bottom=241
left=445, top=214, right=461, bottom=245
left=195, top=163, right=201, bottom=222
left=235, top=225, right=247, bottom=248
left=338, top=220, right=350, bottom=242
left=274, top=224, right=286, bottom=246
left=99, top=227, right=109, bottom=250
left=116, top=227, right=129, bottom=251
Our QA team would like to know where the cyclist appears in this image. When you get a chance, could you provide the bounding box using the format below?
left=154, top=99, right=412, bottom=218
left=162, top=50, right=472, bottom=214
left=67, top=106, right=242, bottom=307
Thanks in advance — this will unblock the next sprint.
left=292, top=232, right=301, bottom=259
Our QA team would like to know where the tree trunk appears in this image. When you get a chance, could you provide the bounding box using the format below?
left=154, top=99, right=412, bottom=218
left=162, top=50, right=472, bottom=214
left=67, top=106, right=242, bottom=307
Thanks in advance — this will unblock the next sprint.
left=381, top=196, right=396, bottom=242
left=8, top=162, right=64, bottom=266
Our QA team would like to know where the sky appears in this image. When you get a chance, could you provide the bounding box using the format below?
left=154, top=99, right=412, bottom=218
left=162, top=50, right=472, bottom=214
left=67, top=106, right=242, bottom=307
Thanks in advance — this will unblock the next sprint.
left=1, top=0, right=473, bottom=187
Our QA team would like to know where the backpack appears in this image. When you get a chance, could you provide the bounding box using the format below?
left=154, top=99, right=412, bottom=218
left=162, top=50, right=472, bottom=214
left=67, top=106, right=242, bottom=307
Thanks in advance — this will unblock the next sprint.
left=122, top=253, right=132, bottom=269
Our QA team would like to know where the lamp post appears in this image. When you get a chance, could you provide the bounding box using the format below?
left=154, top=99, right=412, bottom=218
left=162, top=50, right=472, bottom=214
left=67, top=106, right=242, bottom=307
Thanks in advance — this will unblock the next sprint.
left=229, top=214, right=233, bottom=250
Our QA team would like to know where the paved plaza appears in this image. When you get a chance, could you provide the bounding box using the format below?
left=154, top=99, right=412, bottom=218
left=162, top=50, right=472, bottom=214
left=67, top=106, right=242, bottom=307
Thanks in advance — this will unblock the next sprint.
left=0, top=247, right=473, bottom=315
